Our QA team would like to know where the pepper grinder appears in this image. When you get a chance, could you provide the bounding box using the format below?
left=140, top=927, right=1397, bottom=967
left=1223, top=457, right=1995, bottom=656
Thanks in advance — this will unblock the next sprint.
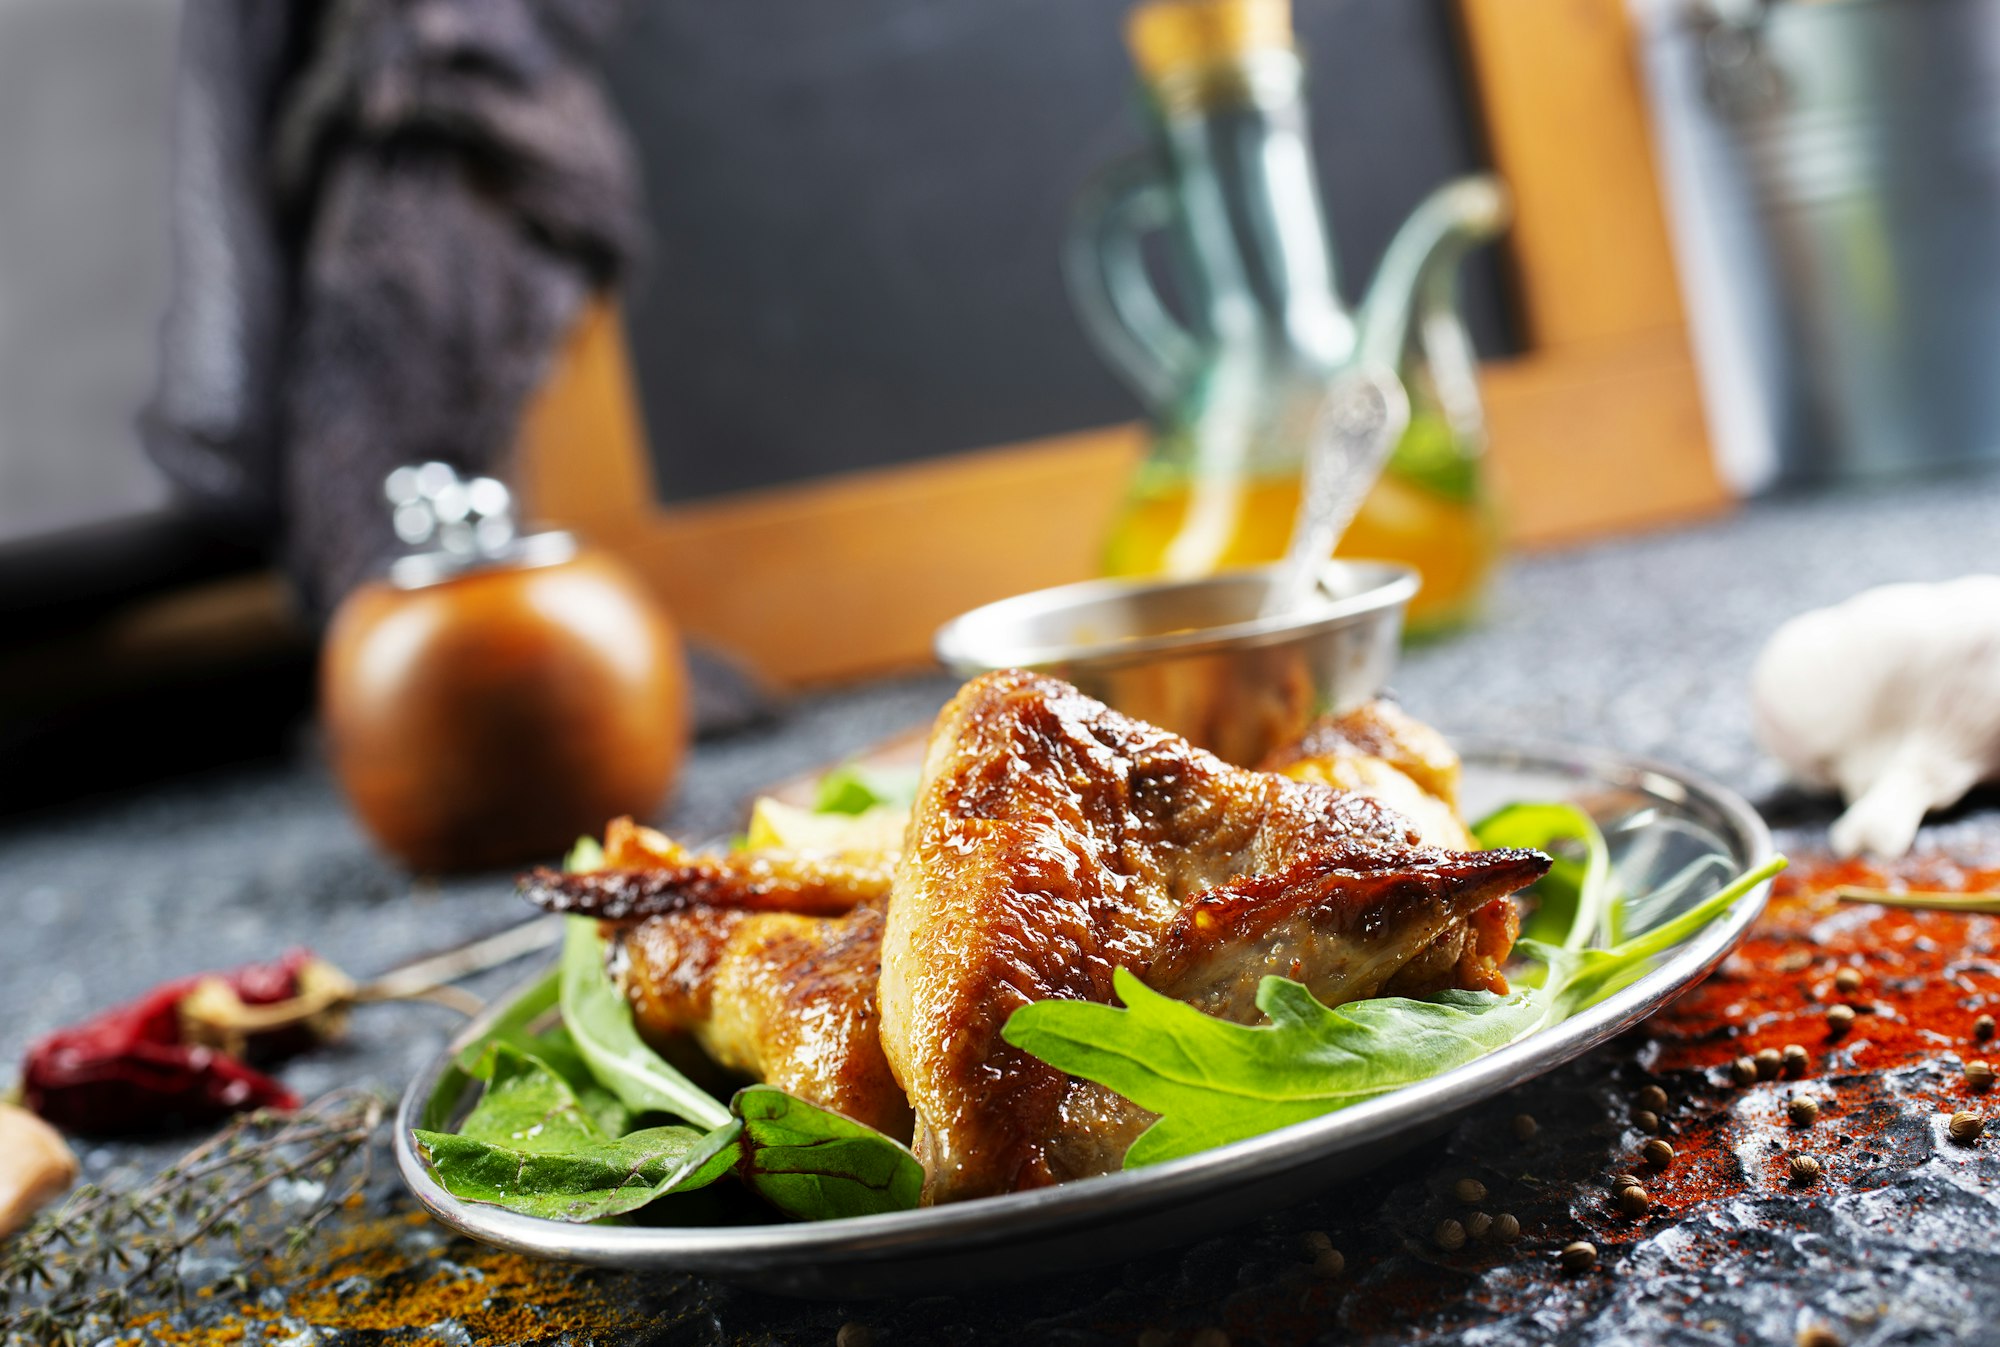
left=321, top=464, right=689, bottom=872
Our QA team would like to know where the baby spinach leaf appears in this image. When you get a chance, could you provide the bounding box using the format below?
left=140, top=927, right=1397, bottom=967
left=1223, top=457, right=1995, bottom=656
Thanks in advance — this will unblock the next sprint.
left=558, top=916, right=731, bottom=1129
left=731, top=1085, right=924, bottom=1219
left=457, top=1042, right=613, bottom=1154
left=1005, top=856, right=1785, bottom=1168
left=1475, top=802, right=1611, bottom=950
left=414, top=1122, right=739, bottom=1223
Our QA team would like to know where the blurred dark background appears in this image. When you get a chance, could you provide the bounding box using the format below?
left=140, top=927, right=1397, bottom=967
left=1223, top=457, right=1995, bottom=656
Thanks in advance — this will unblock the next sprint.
left=604, top=0, right=1511, bottom=500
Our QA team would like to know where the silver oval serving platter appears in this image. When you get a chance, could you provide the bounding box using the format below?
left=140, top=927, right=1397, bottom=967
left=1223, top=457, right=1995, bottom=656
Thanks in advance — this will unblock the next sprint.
left=395, top=738, right=1775, bottom=1299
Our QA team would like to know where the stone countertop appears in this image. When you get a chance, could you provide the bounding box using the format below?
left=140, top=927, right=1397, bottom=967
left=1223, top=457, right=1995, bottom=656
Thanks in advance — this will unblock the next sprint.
left=6, top=470, right=2000, bottom=1345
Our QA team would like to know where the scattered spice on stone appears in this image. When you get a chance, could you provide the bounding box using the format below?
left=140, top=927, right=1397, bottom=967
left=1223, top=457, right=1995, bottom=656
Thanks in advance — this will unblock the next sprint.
left=1789, top=1153, right=1822, bottom=1185
left=1731, top=1055, right=1759, bottom=1086
left=1452, top=1177, right=1487, bottom=1205
left=1617, top=1184, right=1650, bottom=1217
left=1834, top=966, right=1863, bottom=995
left=1783, top=1043, right=1810, bottom=1075
left=1976, top=1013, right=1996, bottom=1042
left=1634, top=1108, right=1660, bottom=1134
left=1967, top=1060, right=1995, bottom=1091
left=1789, top=1096, right=1821, bottom=1128
left=1949, top=1110, right=1985, bottom=1145
left=1492, top=1212, right=1521, bottom=1244
left=1827, top=1003, right=1856, bottom=1035
left=1559, top=1240, right=1597, bottom=1273
left=1433, top=1218, right=1467, bottom=1252
left=1754, top=1046, right=1783, bottom=1080
left=1637, top=1084, right=1669, bottom=1113
left=1641, top=1138, right=1675, bottom=1170
left=1511, top=1112, right=1538, bottom=1141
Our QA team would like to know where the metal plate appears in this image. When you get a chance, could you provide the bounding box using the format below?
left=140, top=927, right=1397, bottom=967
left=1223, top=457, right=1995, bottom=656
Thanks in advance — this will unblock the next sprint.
left=395, top=739, right=1775, bottom=1298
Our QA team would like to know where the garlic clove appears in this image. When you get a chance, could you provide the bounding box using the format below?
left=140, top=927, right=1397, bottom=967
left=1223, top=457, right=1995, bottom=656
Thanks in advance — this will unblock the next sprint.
left=0, top=1102, right=78, bottom=1237
left=1752, top=576, right=2000, bottom=859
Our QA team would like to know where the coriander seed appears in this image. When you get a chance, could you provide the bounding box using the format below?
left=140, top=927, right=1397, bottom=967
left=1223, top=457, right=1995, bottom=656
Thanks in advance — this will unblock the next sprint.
left=1949, top=1110, right=1984, bottom=1145
left=1511, top=1112, right=1538, bottom=1142
left=1788, top=1096, right=1821, bottom=1128
left=1493, top=1212, right=1521, bottom=1243
left=836, top=1323, right=874, bottom=1347
left=1967, top=1060, right=1996, bottom=1091
left=1755, top=1047, right=1783, bottom=1080
left=1312, top=1248, right=1345, bottom=1278
left=1642, top=1138, right=1676, bottom=1170
left=1465, top=1210, right=1494, bottom=1242
left=1634, top=1108, right=1661, bottom=1134
left=1617, top=1184, right=1650, bottom=1217
left=1834, top=967, right=1862, bottom=995
left=1827, top=1004, right=1856, bottom=1035
left=1434, top=1217, right=1467, bottom=1252
left=1137, top=1331, right=1172, bottom=1347
left=1452, top=1177, right=1488, bottom=1205
left=1731, top=1055, right=1759, bottom=1086
left=1976, top=1014, right=1996, bottom=1042
left=1300, top=1230, right=1333, bottom=1260
left=1190, top=1330, right=1230, bottom=1347
left=1789, top=1153, right=1822, bottom=1185
left=1559, top=1240, right=1597, bottom=1272
left=1797, top=1326, right=1844, bottom=1347
left=1637, top=1084, right=1669, bottom=1113
left=1610, top=1172, right=1643, bottom=1192
left=1783, top=1044, right=1809, bottom=1075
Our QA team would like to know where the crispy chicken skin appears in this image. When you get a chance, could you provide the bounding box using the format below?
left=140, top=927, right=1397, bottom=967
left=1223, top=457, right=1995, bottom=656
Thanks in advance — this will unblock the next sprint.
left=878, top=670, right=1548, bottom=1204
left=520, top=817, right=894, bottom=920
left=615, top=901, right=913, bottom=1139
left=1261, top=701, right=1474, bottom=848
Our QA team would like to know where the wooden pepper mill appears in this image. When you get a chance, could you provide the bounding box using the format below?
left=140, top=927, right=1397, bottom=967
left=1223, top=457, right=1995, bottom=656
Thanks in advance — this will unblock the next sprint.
left=322, top=463, right=689, bottom=871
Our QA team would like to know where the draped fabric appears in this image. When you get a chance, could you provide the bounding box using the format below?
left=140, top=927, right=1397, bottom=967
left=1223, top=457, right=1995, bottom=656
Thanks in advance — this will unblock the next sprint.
left=141, top=0, right=643, bottom=613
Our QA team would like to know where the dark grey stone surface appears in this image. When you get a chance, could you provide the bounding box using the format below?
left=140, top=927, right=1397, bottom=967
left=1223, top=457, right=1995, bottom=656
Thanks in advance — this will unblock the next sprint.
left=7, top=467, right=2000, bottom=1344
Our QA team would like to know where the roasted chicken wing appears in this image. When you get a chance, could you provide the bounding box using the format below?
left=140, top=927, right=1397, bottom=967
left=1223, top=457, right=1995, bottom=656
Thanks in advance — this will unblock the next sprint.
left=615, top=901, right=912, bottom=1139
left=1261, top=700, right=1473, bottom=848
left=878, top=670, right=1547, bottom=1204
left=521, top=816, right=894, bottom=920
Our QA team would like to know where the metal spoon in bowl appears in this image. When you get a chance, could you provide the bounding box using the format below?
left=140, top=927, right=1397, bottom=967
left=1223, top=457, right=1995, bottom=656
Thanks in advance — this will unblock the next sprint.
left=1261, top=362, right=1411, bottom=618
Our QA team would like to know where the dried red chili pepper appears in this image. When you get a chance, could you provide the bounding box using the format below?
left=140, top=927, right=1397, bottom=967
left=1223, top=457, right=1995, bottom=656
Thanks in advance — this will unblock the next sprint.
left=21, top=950, right=325, bottom=1135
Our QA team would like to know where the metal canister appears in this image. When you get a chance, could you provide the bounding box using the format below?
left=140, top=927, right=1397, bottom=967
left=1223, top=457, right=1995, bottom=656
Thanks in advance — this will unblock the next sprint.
left=1649, top=0, right=2000, bottom=485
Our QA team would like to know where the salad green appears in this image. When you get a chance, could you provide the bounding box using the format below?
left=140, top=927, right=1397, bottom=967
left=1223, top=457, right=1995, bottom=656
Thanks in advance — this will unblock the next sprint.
left=1003, top=809, right=1782, bottom=1169
left=415, top=775, right=1779, bottom=1223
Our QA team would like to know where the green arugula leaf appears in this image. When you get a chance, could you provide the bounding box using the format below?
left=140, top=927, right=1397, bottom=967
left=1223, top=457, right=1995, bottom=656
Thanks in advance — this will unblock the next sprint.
left=1474, top=802, right=1611, bottom=950
left=564, top=835, right=606, bottom=873
left=558, top=917, right=731, bottom=1129
left=1007, top=969, right=1541, bottom=1168
left=458, top=1041, right=615, bottom=1154
left=1005, top=855, right=1785, bottom=1168
left=414, top=1122, right=739, bottom=1222
left=732, top=1085, right=924, bottom=1219
left=813, top=763, right=921, bottom=816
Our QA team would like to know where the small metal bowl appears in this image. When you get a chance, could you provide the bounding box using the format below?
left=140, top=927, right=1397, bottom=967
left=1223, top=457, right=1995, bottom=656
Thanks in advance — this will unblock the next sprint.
left=933, top=560, right=1419, bottom=766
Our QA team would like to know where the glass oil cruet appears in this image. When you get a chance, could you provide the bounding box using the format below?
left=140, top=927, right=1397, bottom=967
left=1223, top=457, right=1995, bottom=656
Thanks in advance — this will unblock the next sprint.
left=1067, top=0, right=1508, bottom=634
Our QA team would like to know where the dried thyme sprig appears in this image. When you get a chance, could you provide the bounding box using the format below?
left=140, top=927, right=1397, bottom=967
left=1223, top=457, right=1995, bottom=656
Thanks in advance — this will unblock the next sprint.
left=1, top=1088, right=385, bottom=1347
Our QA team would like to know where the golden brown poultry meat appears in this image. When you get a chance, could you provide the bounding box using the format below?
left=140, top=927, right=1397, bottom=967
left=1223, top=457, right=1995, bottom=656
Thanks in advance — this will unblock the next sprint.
left=1261, top=699, right=1474, bottom=848
left=879, top=671, right=1547, bottom=1204
left=520, top=816, right=894, bottom=920
left=614, top=900, right=913, bottom=1139
left=522, top=679, right=1548, bottom=1206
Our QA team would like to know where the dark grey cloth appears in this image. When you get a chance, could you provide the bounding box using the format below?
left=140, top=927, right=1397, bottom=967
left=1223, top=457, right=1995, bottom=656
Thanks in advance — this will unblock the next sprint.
left=141, top=0, right=642, bottom=613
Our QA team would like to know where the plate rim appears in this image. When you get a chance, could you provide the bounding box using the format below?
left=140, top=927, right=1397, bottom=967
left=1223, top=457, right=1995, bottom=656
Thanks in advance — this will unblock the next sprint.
left=393, top=736, right=1776, bottom=1271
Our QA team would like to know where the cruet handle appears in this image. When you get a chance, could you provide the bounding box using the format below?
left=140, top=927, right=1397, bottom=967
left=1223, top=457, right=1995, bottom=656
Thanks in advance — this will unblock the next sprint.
left=1063, top=154, right=1202, bottom=411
